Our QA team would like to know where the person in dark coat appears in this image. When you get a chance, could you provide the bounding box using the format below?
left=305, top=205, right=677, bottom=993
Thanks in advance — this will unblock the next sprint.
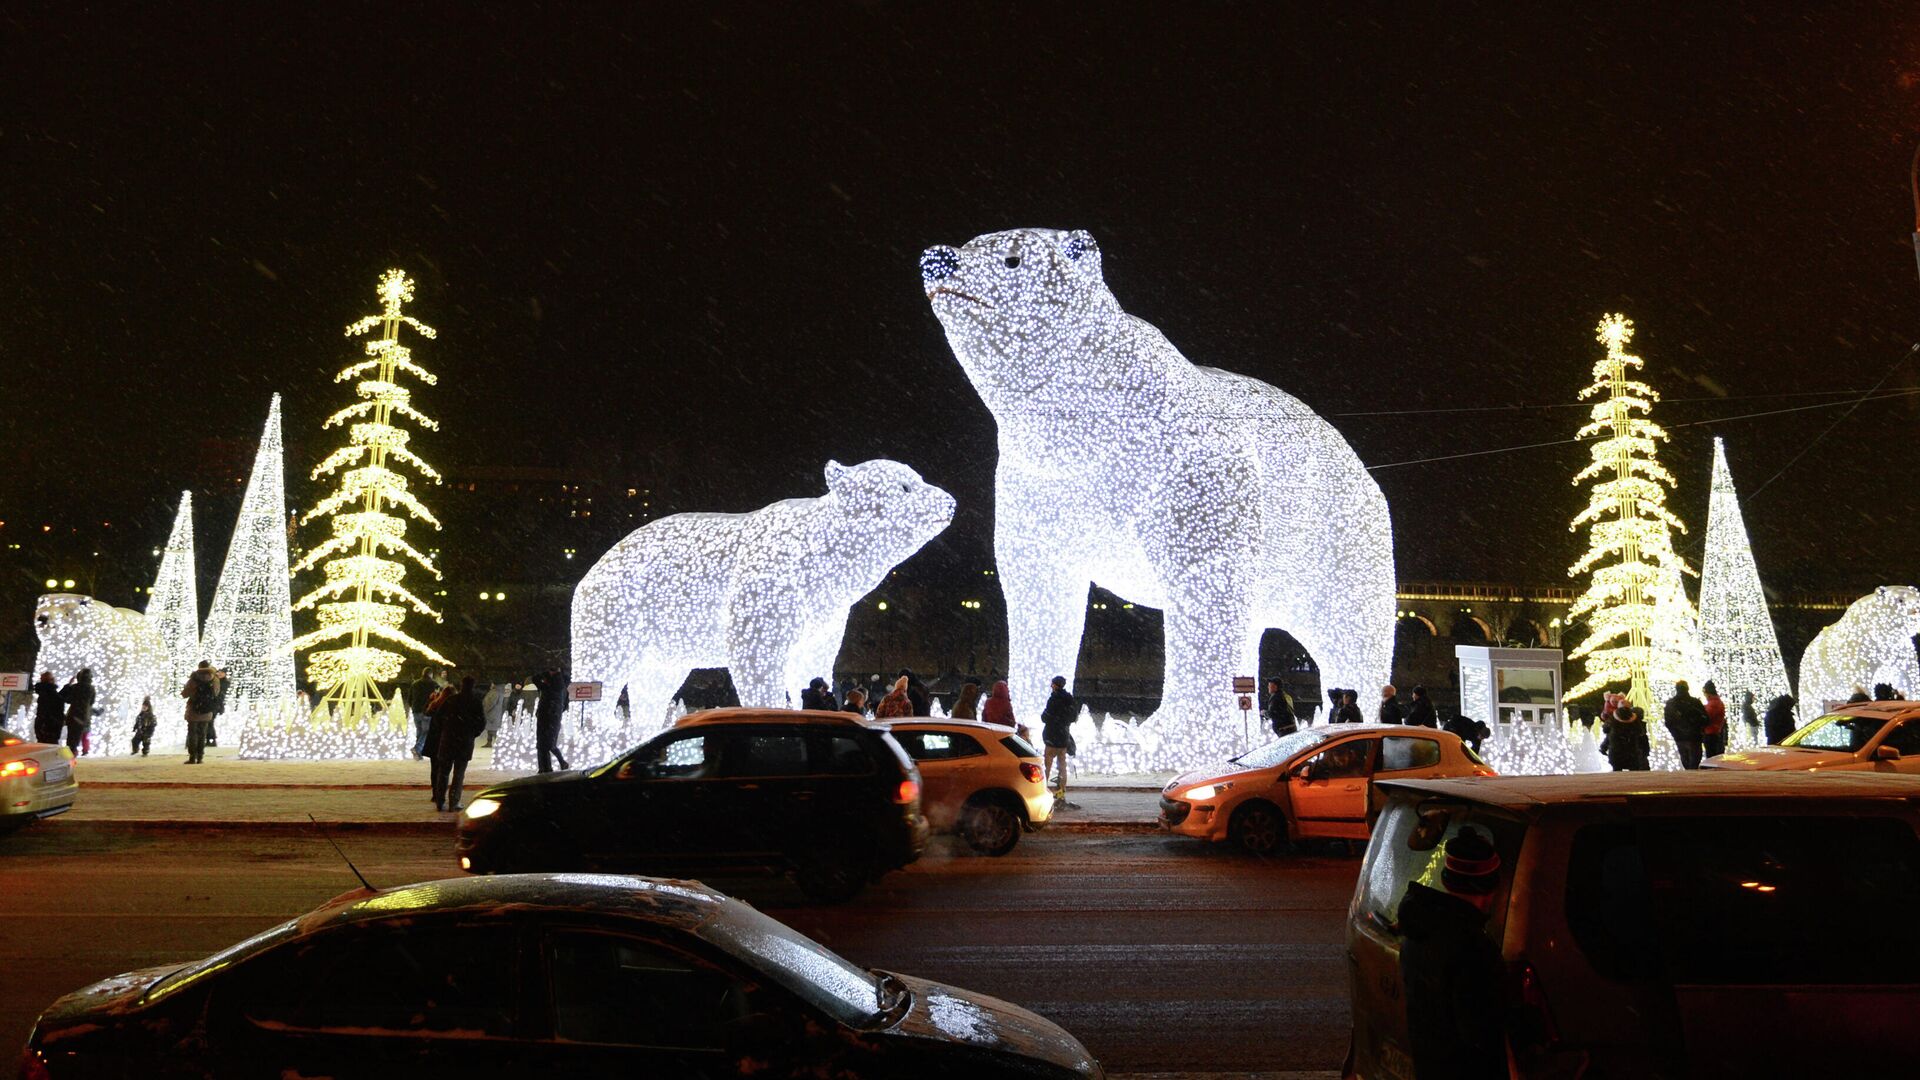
left=1846, top=686, right=1871, bottom=704
left=407, top=666, right=439, bottom=760
left=898, top=668, right=931, bottom=717
left=1335, top=689, right=1365, bottom=725
left=800, top=677, right=836, bottom=712
left=1740, top=690, right=1761, bottom=743
left=1404, top=685, right=1437, bottom=729
left=1604, top=706, right=1652, bottom=771
left=1873, top=682, right=1900, bottom=702
left=950, top=679, right=983, bottom=720
left=181, top=662, right=221, bottom=764
left=429, top=677, right=486, bottom=811
left=32, top=672, right=63, bottom=745
left=1264, top=679, right=1298, bottom=737
left=1378, top=684, right=1404, bottom=725
left=1039, top=675, right=1077, bottom=796
left=60, top=668, right=96, bottom=755
left=1398, top=828, right=1508, bottom=1079
left=1763, top=694, right=1797, bottom=745
left=130, top=696, right=157, bottom=757
left=841, top=687, right=868, bottom=715
left=532, top=668, right=570, bottom=773
left=1663, top=681, right=1708, bottom=769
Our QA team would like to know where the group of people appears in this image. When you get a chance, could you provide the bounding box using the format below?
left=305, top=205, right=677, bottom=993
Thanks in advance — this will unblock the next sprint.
left=29, top=664, right=230, bottom=761
left=1596, top=679, right=1804, bottom=771
left=31, top=668, right=97, bottom=755
left=406, top=666, right=573, bottom=795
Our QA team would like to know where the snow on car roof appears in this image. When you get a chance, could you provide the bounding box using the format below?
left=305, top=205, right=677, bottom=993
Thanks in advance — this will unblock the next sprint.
left=673, top=707, right=880, bottom=729
left=1378, top=770, right=1920, bottom=810
left=300, top=872, right=728, bottom=935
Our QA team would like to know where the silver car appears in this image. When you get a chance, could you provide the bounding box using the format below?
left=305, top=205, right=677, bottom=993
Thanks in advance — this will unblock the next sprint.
left=0, top=730, right=79, bottom=834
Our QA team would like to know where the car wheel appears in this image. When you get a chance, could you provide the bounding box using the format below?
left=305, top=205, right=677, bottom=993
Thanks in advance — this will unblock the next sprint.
left=960, top=798, right=1021, bottom=856
left=794, top=848, right=868, bottom=903
left=1229, top=801, right=1286, bottom=856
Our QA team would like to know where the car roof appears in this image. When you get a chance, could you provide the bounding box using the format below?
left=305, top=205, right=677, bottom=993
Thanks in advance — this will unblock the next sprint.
left=1806, top=701, right=1920, bottom=721
left=1378, top=770, right=1920, bottom=810
left=298, top=873, right=732, bottom=936
left=672, top=707, right=882, bottom=730
left=883, top=718, right=1017, bottom=733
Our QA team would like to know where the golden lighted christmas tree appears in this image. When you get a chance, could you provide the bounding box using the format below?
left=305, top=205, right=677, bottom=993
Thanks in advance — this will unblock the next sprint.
left=1565, top=314, right=1697, bottom=708
left=291, top=269, right=450, bottom=723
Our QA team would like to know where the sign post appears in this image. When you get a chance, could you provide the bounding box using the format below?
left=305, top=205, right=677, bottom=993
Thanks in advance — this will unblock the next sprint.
left=0, top=673, right=27, bottom=725
left=1232, top=676, right=1258, bottom=746
left=568, top=681, right=603, bottom=729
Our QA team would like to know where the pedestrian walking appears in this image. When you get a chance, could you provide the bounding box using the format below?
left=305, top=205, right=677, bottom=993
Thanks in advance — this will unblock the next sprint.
left=875, top=676, right=913, bottom=719
left=480, top=680, right=507, bottom=748
left=1701, top=680, right=1728, bottom=760
left=60, top=668, right=95, bottom=755
left=533, top=668, right=570, bottom=773
left=898, top=668, right=931, bottom=717
left=1377, top=684, right=1404, bottom=725
left=950, top=678, right=983, bottom=720
left=1446, top=712, right=1489, bottom=754
left=1040, top=675, right=1077, bottom=798
left=407, top=666, right=438, bottom=760
left=981, top=680, right=1016, bottom=728
left=1335, top=689, right=1364, bottom=725
left=1740, top=690, right=1761, bottom=743
left=32, top=672, right=63, bottom=745
left=429, top=677, right=486, bottom=811
left=1264, top=679, right=1298, bottom=737
left=1404, top=685, right=1437, bottom=729
left=1604, top=706, right=1651, bottom=772
left=800, top=677, right=836, bottom=712
left=130, top=695, right=156, bottom=757
left=841, top=687, right=868, bottom=715
left=181, top=661, right=220, bottom=764
left=1874, top=682, right=1901, bottom=702
left=1663, top=680, right=1708, bottom=769
left=1763, top=694, right=1797, bottom=745
left=1398, top=828, right=1508, bottom=1079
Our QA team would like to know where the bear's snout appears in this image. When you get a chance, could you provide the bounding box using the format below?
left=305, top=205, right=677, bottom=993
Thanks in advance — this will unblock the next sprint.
left=920, top=245, right=960, bottom=284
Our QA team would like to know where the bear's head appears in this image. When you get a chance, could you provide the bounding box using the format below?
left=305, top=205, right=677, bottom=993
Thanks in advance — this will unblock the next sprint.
left=823, top=459, right=956, bottom=545
left=35, top=594, right=101, bottom=646
left=1869, top=585, right=1920, bottom=636
left=920, top=228, right=1119, bottom=394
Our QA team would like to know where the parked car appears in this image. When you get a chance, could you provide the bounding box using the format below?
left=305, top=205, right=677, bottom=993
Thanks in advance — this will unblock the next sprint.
left=1347, top=772, right=1920, bottom=1079
left=0, top=732, right=77, bottom=836
left=19, top=873, right=1105, bottom=1079
left=885, top=719, right=1051, bottom=855
left=458, top=708, right=928, bottom=901
left=1159, top=724, right=1493, bottom=854
left=1705, top=700, right=1920, bottom=773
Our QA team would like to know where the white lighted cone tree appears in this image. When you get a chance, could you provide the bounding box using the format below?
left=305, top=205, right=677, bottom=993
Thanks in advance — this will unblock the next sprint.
left=1565, top=314, right=1697, bottom=708
left=202, top=395, right=297, bottom=711
left=146, top=491, right=201, bottom=687
left=1696, top=437, right=1791, bottom=735
left=291, top=271, right=450, bottom=725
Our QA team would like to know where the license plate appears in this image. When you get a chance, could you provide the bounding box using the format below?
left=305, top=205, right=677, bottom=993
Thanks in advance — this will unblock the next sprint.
left=42, top=765, right=70, bottom=784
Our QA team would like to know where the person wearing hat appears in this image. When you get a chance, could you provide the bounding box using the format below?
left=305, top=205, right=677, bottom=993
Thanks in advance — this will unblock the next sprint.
left=1398, top=828, right=1508, bottom=1078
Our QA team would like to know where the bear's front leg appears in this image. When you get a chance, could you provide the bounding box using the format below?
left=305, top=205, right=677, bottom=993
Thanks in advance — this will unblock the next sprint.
left=996, top=524, right=1091, bottom=725
left=1144, top=504, right=1261, bottom=747
left=724, top=583, right=805, bottom=708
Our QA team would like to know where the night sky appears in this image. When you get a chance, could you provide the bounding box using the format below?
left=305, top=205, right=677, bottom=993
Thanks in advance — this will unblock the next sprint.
left=8, top=1, right=1920, bottom=621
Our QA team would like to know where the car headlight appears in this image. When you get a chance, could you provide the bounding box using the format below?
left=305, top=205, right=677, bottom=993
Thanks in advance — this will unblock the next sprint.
left=1183, top=782, right=1232, bottom=802
left=464, top=797, right=502, bottom=819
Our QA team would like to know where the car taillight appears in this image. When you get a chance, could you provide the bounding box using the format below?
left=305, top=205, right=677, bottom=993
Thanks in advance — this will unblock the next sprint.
left=1, top=760, right=39, bottom=778
left=894, top=779, right=919, bottom=805
left=1020, top=762, right=1043, bottom=783
left=1510, top=959, right=1560, bottom=1049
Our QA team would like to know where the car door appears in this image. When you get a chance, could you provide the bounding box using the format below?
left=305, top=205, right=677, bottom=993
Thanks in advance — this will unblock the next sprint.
left=1872, top=718, right=1920, bottom=772
left=717, top=728, right=817, bottom=858
left=599, top=730, right=737, bottom=869
left=893, top=728, right=961, bottom=829
left=1288, top=736, right=1377, bottom=839
left=207, top=918, right=534, bottom=1080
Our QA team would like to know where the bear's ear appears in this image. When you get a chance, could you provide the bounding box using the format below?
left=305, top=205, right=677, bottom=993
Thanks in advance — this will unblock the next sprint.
left=1063, top=229, right=1099, bottom=264
left=824, top=460, right=850, bottom=491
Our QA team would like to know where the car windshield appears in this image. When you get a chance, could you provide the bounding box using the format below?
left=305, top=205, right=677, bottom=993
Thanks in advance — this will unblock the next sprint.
left=1232, top=728, right=1335, bottom=769
left=698, top=901, right=882, bottom=1027
left=1782, top=713, right=1889, bottom=753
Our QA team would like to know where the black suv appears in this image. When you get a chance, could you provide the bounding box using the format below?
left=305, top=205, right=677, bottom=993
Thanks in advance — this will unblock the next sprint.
left=458, top=709, right=929, bottom=901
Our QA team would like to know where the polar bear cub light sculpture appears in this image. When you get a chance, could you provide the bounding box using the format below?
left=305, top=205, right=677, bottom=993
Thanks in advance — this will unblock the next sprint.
left=922, top=228, right=1395, bottom=731
left=1797, top=585, right=1920, bottom=713
left=34, top=593, right=182, bottom=753
left=571, top=459, right=955, bottom=722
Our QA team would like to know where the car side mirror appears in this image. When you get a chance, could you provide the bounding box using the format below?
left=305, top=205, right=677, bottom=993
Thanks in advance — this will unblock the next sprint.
left=1875, top=745, right=1902, bottom=762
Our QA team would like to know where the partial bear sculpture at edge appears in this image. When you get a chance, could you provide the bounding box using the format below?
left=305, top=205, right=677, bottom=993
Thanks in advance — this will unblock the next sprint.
left=922, top=227, right=1396, bottom=734
left=569, top=459, right=955, bottom=729
left=1797, top=585, right=1920, bottom=713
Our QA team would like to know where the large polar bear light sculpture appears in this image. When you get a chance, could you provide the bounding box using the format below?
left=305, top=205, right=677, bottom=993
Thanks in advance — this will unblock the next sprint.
left=570, top=458, right=955, bottom=725
left=1797, top=585, right=1920, bottom=713
left=33, top=593, right=182, bottom=753
left=922, top=228, right=1395, bottom=731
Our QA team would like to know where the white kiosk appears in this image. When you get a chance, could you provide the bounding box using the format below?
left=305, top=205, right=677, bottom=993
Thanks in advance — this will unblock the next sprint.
left=1455, top=646, right=1565, bottom=728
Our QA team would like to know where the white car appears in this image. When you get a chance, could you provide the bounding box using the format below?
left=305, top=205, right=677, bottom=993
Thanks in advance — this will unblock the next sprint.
left=0, top=729, right=78, bottom=834
left=1706, top=701, right=1920, bottom=773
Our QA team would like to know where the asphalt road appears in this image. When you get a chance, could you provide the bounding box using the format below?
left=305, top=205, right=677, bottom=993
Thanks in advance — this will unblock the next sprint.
left=0, top=823, right=1357, bottom=1076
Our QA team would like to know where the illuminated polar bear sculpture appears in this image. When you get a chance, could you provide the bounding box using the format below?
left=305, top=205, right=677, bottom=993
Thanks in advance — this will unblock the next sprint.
left=571, top=459, right=955, bottom=722
left=33, top=593, right=182, bottom=753
left=922, top=228, right=1395, bottom=733
left=1797, top=586, right=1920, bottom=713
